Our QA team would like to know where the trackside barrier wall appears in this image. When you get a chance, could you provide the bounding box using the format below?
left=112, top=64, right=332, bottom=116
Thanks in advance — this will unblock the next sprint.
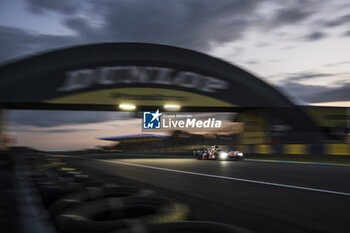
left=134, top=144, right=350, bottom=155
left=240, top=144, right=350, bottom=155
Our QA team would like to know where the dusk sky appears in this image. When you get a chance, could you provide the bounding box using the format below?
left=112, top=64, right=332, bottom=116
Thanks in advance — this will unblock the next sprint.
left=1, top=0, right=349, bottom=150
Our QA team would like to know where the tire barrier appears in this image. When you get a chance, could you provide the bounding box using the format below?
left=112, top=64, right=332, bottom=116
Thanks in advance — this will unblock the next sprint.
left=74, top=174, right=91, bottom=183
left=39, top=182, right=89, bottom=207
left=32, top=165, right=105, bottom=207
left=49, top=186, right=153, bottom=218
left=54, top=196, right=190, bottom=233
left=26, top=155, right=252, bottom=233
left=37, top=179, right=107, bottom=207
left=31, top=163, right=98, bottom=186
left=60, top=171, right=81, bottom=177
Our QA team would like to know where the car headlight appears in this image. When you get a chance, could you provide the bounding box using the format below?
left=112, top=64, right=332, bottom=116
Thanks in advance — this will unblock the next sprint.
left=237, top=152, right=244, bottom=157
left=220, top=152, right=228, bottom=159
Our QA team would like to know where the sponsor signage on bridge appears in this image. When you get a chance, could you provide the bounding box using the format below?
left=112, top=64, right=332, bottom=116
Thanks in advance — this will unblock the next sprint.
left=58, top=66, right=229, bottom=93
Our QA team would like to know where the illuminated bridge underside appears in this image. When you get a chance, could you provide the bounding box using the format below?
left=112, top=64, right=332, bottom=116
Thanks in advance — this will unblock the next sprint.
left=47, top=88, right=234, bottom=107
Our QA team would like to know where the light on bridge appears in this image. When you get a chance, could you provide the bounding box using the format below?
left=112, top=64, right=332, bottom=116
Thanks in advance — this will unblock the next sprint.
left=164, top=104, right=181, bottom=111
left=119, top=104, right=136, bottom=111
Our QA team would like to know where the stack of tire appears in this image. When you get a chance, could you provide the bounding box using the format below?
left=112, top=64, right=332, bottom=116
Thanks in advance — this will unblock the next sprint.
left=28, top=155, right=251, bottom=233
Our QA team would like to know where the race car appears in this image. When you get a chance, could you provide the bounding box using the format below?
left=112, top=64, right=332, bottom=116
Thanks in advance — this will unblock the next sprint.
left=193, top=145, right=244, bottom=161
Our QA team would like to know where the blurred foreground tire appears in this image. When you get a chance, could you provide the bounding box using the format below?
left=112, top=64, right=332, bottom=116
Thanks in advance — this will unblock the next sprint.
left=38, top=180, right=105, bottom=207
left=39, top=183, right=85, bottom=207
left=49, top=186, right=152, bottom=218
left=54, top=196, right=190, bottom=233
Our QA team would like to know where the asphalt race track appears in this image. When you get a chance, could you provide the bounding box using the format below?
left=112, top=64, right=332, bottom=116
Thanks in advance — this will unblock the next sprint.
left=64, top=155, right=350, bottom=233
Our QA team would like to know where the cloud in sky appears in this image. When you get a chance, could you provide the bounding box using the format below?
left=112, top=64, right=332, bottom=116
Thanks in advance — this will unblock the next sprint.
left=0, top=0, right=262, bottom=63
left=0, top=0, right=339, bottom=63
left=7, top=118, right=142, bottom=150
left=304, top=31, right=327, bottom=41
left=0, top=1, right=346, bottom=62
left=8, top=128, right=95, bottom=133
left=271, top=70, right=350, bottom=103
left=279, top=80, right=350, bottom=104
left=325, top=61, right=350, bottom=67
left=27, top=0, right=81, bottom=15
left=282, top=72, right=334, bottom=82
left=8, top=110, right=133, bottom=127
left=342, top=30, right=350, bottom=37
left=265, top=1, right=316, bottom=27
left=0, top=25, right=78, bottom=63
left=324, top=14, right=350, bottom=28
left=20, top=0, right=268, bottom=52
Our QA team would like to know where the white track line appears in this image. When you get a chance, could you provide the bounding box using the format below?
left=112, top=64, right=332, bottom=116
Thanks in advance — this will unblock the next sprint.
left=93, top=159, right=350, bottom=197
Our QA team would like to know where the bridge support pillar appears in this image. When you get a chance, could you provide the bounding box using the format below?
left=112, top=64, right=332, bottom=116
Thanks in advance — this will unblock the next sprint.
left=237, top=109, right=269, bottom=145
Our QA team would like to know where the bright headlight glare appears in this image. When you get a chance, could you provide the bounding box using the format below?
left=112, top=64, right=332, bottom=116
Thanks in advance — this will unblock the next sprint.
left=220, top=152, right=228, bottom=159
left=238, top=152, right=243, bottom=157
